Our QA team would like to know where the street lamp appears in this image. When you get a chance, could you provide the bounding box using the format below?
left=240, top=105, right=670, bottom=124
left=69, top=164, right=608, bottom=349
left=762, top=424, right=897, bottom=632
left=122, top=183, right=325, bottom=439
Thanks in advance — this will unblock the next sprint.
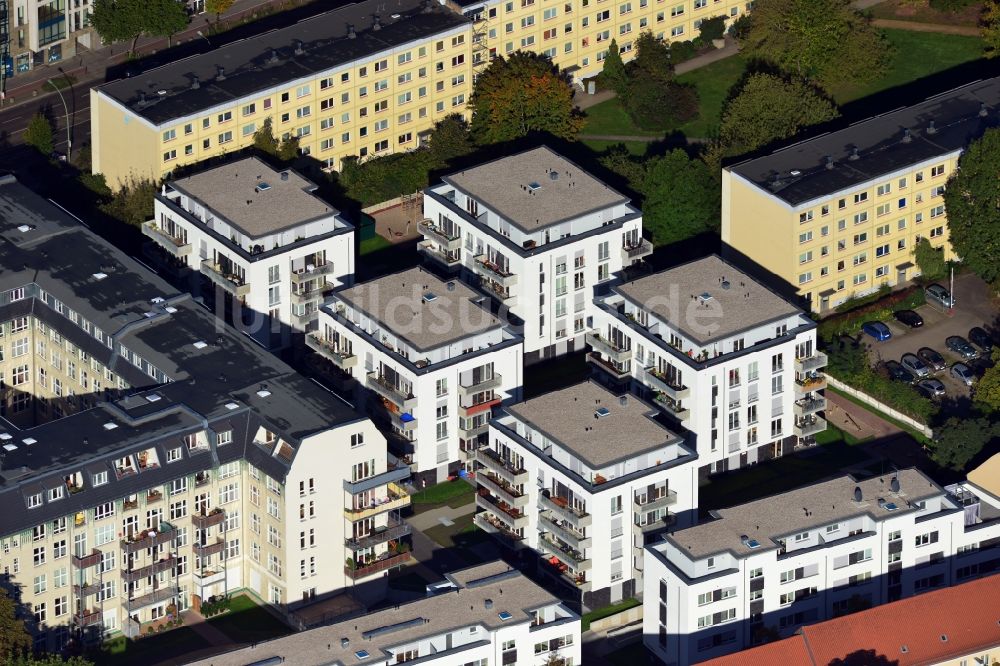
left=196, top=30, right=211, bottom=47
left=46, top=77, right=72, bottom=162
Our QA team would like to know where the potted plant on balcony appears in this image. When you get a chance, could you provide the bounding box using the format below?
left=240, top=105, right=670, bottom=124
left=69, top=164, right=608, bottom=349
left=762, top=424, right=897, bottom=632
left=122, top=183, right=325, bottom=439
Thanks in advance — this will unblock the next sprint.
left=345, top=557, right=357, bottom=571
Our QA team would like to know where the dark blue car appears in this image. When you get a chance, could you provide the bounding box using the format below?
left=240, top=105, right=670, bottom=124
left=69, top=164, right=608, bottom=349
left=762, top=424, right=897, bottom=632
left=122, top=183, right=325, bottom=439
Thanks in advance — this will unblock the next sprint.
left=861, top=321, right=892, bottom=342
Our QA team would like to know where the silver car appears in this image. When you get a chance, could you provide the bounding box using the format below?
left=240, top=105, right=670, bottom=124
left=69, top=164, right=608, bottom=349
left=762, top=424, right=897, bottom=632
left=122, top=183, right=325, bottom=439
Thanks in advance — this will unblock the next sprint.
left=900, top=353, right=930, bottom=378
left=951, top=362, right=975, bottom=387
left=926, top=283, right=954, bottom=309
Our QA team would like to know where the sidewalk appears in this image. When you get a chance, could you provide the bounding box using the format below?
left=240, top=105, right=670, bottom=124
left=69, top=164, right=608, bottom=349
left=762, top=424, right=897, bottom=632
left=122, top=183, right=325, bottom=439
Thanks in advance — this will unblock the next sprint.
left=871, top=18, right=979, bottom=35
left=0, top=0, right=309, bottom=107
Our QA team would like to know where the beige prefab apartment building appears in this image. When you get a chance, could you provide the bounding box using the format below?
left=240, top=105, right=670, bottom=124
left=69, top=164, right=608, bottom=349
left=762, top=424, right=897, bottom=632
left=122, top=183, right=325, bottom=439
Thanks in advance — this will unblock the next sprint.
left=721, top=78, right=1000, bottom=313
left=0, top=175, right=410, bottom=651
left=89, top=0, right=748, bottom=188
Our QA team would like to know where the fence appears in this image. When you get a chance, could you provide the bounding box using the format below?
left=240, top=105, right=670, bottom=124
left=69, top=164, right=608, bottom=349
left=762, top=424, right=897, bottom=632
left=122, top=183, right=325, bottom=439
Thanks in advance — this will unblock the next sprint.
left=826, top=376, right=934, bottom=439
left=589, top=604, right=643, bottom=633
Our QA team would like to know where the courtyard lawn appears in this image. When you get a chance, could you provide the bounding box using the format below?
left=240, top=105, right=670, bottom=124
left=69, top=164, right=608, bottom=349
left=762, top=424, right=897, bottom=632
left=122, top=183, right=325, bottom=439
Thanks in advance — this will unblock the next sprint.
left=359, top=234, right=393, bottom=255
left=674, top=54, right=749, bottom=138
left=581, top=598, right=642, bottom=632
left=207, top=594, right=292, bottom=645
left=423, top=511, right=492, bottom=552
left=94, top=628, right=211, bottom=666
left=410, top=478, right=476, bottom=508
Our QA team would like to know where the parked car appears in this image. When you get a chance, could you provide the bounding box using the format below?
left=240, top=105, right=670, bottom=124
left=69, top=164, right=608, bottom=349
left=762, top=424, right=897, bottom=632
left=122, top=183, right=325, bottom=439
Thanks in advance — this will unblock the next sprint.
left=946, top=335, right=978, bottom=359
left=893, top=310, right=924, bottom=328
left=917, top=378, right=946, bottom=398
left=900, top=353, right=930, bottom=378
left=969, top=326, right=995, bottom=353
left=917, top=347, right=947, bottom=372
left=951, top=362, right=976, bottom=387
left=926, top=283, right=955, bottom=309
left=884, top=360, right=916, bottom=383
left=861, top=321, right=892, bottom=342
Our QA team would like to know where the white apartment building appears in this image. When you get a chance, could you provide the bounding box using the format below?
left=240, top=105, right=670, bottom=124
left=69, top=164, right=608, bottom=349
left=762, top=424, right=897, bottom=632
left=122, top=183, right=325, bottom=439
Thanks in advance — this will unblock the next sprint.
left=644, top=469, right=1000, bottom=664
left=420, top=146, right=652, bottom=361
left=0, top=175, right=408, bottom=650
left=477, top=380, right=698, bottom=609
left=588, top=255, right=826, bottom=476
left=144, top=157, right=355, bottom=350
left=312, top=266, right=523, bottom=484
left=187, top=561, right=582, bottom=666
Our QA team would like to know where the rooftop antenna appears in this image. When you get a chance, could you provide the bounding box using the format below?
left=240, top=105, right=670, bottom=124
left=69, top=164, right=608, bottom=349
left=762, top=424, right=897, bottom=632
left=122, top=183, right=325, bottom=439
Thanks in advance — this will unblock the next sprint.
left=190, top=75, right=200, bottom=90
left=293, top=39, right=304, bottom=55
left=848, top=147, right=860, bottom=161
left=927, top=120, right=937, bottom=135
left=901, top=129, right=912, bottom=143
left=216, top=65, right=226, bottom=81
left=348, top=24, right=357, bottom=38
left=373, top=14, right=382, bottom=30
left=980, top=102, right=989, bottom=118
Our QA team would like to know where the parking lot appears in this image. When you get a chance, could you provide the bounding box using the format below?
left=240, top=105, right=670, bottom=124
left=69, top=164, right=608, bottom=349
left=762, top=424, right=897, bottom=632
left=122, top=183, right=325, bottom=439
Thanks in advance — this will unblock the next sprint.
left=863, top=273, right=998, bottom=398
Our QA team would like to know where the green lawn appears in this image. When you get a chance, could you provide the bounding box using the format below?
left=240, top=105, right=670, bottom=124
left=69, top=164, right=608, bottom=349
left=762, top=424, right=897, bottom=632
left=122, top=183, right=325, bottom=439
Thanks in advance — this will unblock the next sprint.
left=207, top=594, right=292, bottom=644
left=674, top=54, right=750, bottom=137
left=94, top=628, right=211, bottom=666
left=410, top=478, right=476, bottom=507
left=359, top=234, right=393, bottom=255
left=582, top=98, right=663, bottom=137
left=423, top=512, right=492, bottom=556
left=581, top=598, right=642, bottom=632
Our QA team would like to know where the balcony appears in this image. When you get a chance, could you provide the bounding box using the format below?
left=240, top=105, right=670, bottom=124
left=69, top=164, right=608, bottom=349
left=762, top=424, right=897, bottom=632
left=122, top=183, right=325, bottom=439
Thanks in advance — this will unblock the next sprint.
left=794, top=395, right=827, bottom=417
left=193, top=569, right=226, bottom=587
left=390, top=410, right=418, bottom=432
left=121, top=523, right=175, bottom=554
left=127, top=586, right=178, bottom=609
left=344, top=482, right=411, bottom=521
left=795, top=352, right=829, bottom=374
left=292, top=284, right=332, bottom=304
left=200, top=259, right=250, bottom=298
left=460, top=396, right=502, bottom=418
left=293, top=309, right=319, bottom=326
left=366, top=372, right=418, bottom=410
left=345, top=517, right=412, bottom=550
left=539, top=492, right=592, bottom=528
left=460, top=422, right=490, bottom=439
left=122, top=557, right=176, bottom=584
left=417, top=240, right=462, bottom=270
left=475, top=447, right=528, bottom=485
left=459, top=373, right=503, bottom=398
left=621, top=239, right=653, bottom=263
left=194, top=539, right=226, bottom=559
left=291, top=262, right=334, bottom=284
left=539, top=534, right=591, bottom=571
left=634, top=489, right=678, bottom=513
left=795, top=375, right=828, bottom=396
left=634, top=515, right=674, bottom=537
left=476, top=491, right=529, bottom=530
left=653, top=393, right=690, bottom=421
left=72, top=550, right=102, bottom=569
left=305, top=334, right=358, bottom=370
left=142, top=222, right=192, bottom=257
left=479, top=277, right=518, bottom=308
left=586, top=351, right=630, bottom=380
left=418, top=220, right=462, bottom=251
left=475, top=512, right=526, bottom=550
left=643, top=367, right=690, bottom=400
left=586, top=332, right=631, bottom=364
left=473, top=255, right=518, bottom=288
left=345, top=552, right=411, bottom=580
left=73, top=582, right=101, bottom=598
left=478, top=472, right=529, bottom=509
left=343, top=465, right=411, bottom=494
left=793, top=416, right=828, bottom=439
left=192, top=509, right=226, bottom=530
left=538, top=513, right=592, bottom=549
left=74, top=610, right=103, bottom=627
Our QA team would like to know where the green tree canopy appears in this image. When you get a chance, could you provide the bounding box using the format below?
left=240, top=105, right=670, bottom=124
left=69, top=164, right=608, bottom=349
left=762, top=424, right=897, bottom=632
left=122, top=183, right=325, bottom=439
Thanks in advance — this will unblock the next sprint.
left=715, top=72, right=839, bottom=159
left=0, top=589, right=30, bottom=661
left=942, top=127, right=1000, bottom=284
left=469, top=52, right=584, bottom=143
left=913, top=237, right=948, bottom=281
left=975, top=349, right=1000, bottom=413
left=100, top=175, right=157, bottom=227
left=983, top=0, right=1000, bottom=58
left=743, top=0, right=892, bottom=88
left=931, top=415, right=1000, bottom=471
left=91, top=0, right=188, bottom=55
left=427, top=113, right=473, bottom=165
left=252, top=117, right=280, bottom=156
left=277, top=134, right=300, bottom=162
left=641, top=150, right=720, bottom=245
left=597, top=39, right=629, bottom=97
left=621, top=32, right=698, bottom=130
left=23, top=113, right=54, bottom=156
left=699, top=15, right=727, bottom=41
left=205, top=0, right=235, bottom=21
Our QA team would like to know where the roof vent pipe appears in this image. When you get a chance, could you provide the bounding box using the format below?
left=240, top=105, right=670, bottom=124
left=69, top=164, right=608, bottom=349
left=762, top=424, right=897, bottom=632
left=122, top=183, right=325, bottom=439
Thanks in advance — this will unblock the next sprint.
left=902, top=129, right=912, bottom=143
left=980, top=102, right=989, bottom=117
left=216, top=66, right=226, bottom=81
left=268, top=48, right=279, bottom=63
left=848, top=147, right=860, bottom=161
left=927, top=120, right=937, bottom=135
left=825, top=155, right=835, bottom=169
left=373, top=14, right=382, bottom=30
left=348, top=24, right=357, bottom=38
left=293, top=39, right=304, bottom=55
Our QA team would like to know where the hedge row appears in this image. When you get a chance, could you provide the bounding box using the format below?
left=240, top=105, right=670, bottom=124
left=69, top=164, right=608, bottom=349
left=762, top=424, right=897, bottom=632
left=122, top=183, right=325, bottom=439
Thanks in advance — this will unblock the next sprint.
left=818, top=286, right=925, bottom=341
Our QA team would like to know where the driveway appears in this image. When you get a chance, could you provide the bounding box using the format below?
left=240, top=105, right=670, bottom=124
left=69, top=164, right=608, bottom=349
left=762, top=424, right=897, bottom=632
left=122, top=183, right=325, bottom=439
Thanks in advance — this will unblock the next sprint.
left=864, top=273, right=998, bottom=398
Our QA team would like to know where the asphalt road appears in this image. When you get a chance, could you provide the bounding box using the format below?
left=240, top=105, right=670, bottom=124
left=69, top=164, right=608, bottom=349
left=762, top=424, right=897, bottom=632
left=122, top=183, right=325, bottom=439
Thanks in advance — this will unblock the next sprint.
left=0, top=81, right=91, bottom=164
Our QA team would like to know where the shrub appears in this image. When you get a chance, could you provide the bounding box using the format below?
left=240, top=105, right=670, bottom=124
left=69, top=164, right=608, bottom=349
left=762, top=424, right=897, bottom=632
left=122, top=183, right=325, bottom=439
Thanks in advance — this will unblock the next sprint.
left=728, top=13, right=752, bottom=40
left=699, top=16, right=727, bottom=41
left=667, top=39, right=699, bottom=63
left=825, top=344, right=937, bottom=423
left=818, top=286, right=925, bottom=341
left=928, top=0, right=975, bottom=10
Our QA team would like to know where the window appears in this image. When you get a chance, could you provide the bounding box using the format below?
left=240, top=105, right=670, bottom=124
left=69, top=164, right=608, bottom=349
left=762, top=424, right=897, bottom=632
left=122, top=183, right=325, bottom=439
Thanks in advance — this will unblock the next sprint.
left=931, top=164, right=945, bottom=177
left=854, top=192, right=868, bottom=204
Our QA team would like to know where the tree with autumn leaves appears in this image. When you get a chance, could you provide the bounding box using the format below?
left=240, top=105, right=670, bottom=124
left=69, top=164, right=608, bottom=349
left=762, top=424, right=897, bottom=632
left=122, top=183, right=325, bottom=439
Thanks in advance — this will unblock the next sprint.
left=469, top=52, right=584, bottom=144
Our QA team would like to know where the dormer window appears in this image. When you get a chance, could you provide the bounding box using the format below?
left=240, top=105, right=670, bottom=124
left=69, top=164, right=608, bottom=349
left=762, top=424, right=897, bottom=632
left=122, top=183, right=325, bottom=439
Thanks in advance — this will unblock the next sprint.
left=217, top=430, right=232, bottom=446
left=93, top=471, right=108, bottom=487
left=48, top=486, right=64, bottom=502
left=27, top=493, right=42, bottom=509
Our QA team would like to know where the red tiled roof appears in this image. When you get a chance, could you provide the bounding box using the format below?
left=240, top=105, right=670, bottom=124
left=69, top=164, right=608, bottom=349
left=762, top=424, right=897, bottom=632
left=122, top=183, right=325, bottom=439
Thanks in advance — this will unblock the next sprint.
left=702, top=574, right=1000, bottom=666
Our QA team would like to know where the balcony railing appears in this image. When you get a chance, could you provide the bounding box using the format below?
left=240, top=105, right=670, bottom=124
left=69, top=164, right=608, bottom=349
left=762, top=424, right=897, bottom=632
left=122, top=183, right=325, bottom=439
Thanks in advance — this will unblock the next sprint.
left=794, top=396, right=827, bottom=417
left=586, top=332, right=631, bottom=364
left=366, top=372, right=418, bottom=410
left=795, top=352, right=829, bottom=374
left=478, top=472, right=529, bottom=508
left=345, top=517, right=412, bottom=550
left=475, top=512, right=526, bottom=550
left=73, top=582, right=101, bottom=598
left=200, top=259, right=250, bottom=298
left=653, top=393, right=690, bottom=421
left=621, top=239, right=652, bottom=263
left=122, top=557, right=176, bottom=583
left=473, top=255, right=518, bottom=288
left=343, top=464, right=411, bottom=494
left=795, top=375, right=828, bottom=394
left=291, top=262, right=334, bottom=283
left=539, top=492, right=592, bottom=528
left=634, top=489, right=678, bottom=512
left=539, top=534, right=591, bottom=570
left=459, top=396, right=502, bottom=418
left=586, top=351, right=630, bottom=380
left=345, top=552, right=410, bottom=580
left=793, top=416, right=828, bottom=439
left=193, top=569, right=226, bottom=587
left=459, top=373, right=503, bottom=397
left=121, top=522, right=175, bottom=554
left=194, top=539, right=226, bottom=558
left=305, top=334, right=358, bottom=369
left=476, top=491, right=529, bottom=530
left=417, top=240, right=462, bottom=270
left=344, top=482, right=411, bottom=521
left=460, top=422, right=490, bottom=439
left=418, top=220, right=462, bottom=251
left=142, top=222, right=192, bottom=257
left=72, top=550, right=102, bottom=569
left=475, top=447, right=528, bottom=484
left=538, top=513, right=592, bottom=549
left=291, top=284, right=332, bottom=304
left=192, top=509, right=226, bottom=530
left=74, top=610, right=103, bottom=627
left=643, top=367, right=690, bottom=400
left=127, top=586, right=178, bottom=609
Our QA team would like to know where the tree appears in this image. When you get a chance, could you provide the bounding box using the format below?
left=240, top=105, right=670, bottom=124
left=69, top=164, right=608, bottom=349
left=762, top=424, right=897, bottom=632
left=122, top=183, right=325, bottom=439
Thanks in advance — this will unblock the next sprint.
left=469, top=52, right=584, bottom=143
left=100, top=175, right=157, bottom=227
left=699, top=15, right=727, bottom=42
left=714, top=72, right=839, bottom=159
left=913, top=237, right=948, bottom=281
left=144, top=0, right=189, bottom=45
left=427, top=113, right=473, bottom=165
left=0, top=589, right=30, bottom=660
left=983, top=0, right=1000, bottom=58
left=943, top=127, right=1000, bottom=284
left=205, top=0, right=235, bottom=23
left=90, top=0, right=187, bottom=56
left=743, top=0, right=892, bottom=88
left=276, top=134, right=300, bottom=162
left=931, top=415, right=1000, bottom=471
left=23, top=113, right=54, bottom=156
left=621, top=32, right=698, bottom=130
left=597, top=39, right=629, bottom=97
left=975, top=349, right=1000, bottom=413
left=641, top=150, right=720, bottom=245
left=252, top=118, right=280, bottom=156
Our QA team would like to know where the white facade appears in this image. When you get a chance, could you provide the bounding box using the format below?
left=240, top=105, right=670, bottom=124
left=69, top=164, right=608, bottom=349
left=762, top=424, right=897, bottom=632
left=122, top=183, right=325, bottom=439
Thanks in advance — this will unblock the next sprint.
left=311, top=267, right=523, bottom=482
left=588, top=256, right=825, bottom=475
left=420, top=146, right=651, bottom=360
left=476, top=381, right=699, bottom=609
left=643, top=470, right=1000, bottom=665
left=144, top=159, right=354, bottom=349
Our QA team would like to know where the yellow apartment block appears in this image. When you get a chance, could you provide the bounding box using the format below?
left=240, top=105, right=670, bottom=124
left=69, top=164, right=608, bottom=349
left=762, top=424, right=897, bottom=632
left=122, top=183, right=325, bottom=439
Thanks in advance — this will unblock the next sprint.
left=90, top=0, right=747, bottom=188
left=721, top=78, right=1000, bottom=313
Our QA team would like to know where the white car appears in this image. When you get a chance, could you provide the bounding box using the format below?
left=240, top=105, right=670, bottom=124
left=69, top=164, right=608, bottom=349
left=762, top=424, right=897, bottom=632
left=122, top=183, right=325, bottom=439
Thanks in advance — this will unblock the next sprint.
left=900, top=353, right=930, bottom=378
left=951, top=362, right=975, bottom=387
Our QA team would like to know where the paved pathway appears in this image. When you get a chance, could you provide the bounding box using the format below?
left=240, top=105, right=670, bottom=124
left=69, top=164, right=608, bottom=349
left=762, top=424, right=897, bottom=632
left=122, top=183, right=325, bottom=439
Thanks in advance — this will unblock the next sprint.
left=871, top=18, right=979, bottom=35
left=407, top=499, right=476, bottom=532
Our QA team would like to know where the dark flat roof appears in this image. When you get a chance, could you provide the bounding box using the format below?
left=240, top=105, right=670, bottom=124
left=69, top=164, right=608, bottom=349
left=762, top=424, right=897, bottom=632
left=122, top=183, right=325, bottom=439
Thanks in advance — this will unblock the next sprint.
left=96, top=0, right=469, bottom=125
left=728, top=77, right=1000, bottom=206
